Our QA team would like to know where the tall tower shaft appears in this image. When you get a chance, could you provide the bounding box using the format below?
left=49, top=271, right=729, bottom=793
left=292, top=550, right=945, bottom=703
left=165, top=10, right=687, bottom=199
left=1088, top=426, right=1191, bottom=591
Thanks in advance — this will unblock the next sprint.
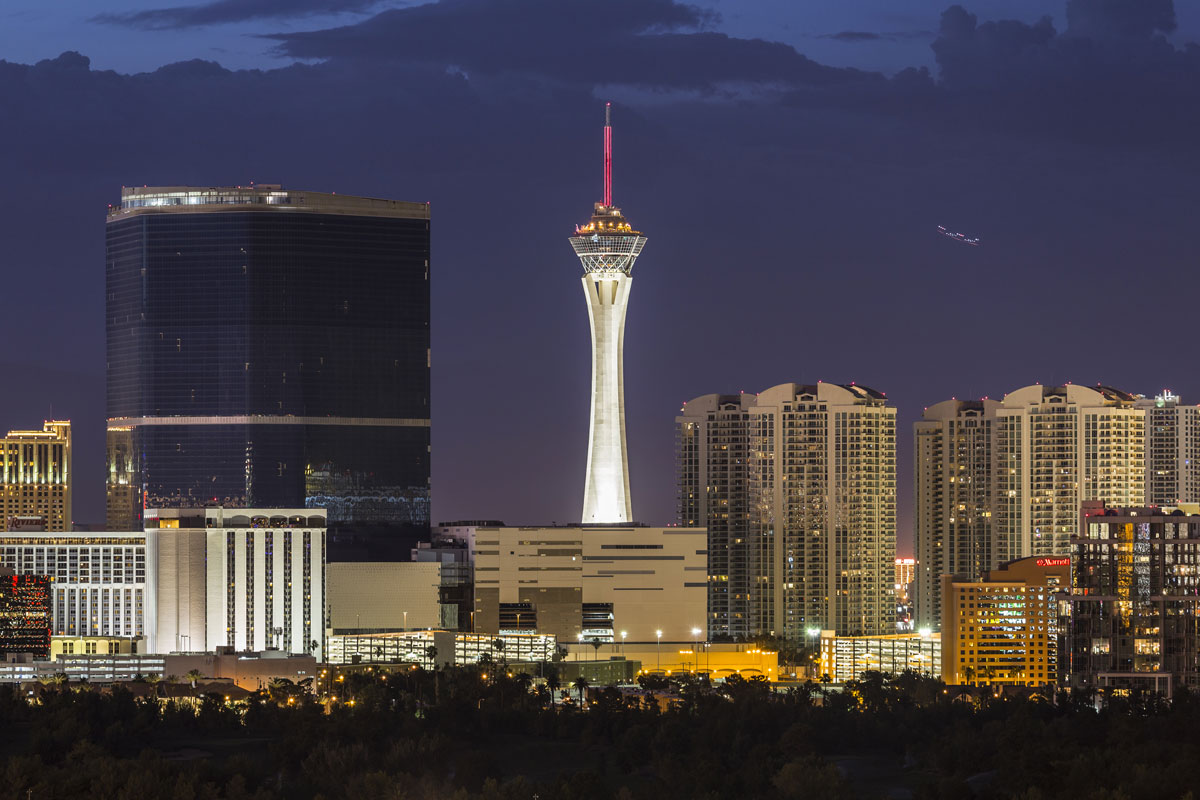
left=569, top=104, right=647, bottom=524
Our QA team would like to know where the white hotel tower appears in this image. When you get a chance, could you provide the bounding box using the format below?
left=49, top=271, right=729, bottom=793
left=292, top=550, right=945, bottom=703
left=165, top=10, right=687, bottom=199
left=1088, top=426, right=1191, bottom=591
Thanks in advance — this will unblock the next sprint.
left=569, top=104, right=647, bottom=524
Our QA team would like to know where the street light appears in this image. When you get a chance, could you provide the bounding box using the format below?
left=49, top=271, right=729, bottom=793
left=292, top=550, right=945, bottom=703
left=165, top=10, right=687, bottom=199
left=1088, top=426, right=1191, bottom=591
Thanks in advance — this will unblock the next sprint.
left=806, top=628, right=821, bottom=679
left=656, top=629, right=663, bottom=672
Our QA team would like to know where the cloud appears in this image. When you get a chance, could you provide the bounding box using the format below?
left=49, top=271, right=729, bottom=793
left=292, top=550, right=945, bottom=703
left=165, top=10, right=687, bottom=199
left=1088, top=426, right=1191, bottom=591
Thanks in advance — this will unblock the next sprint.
left=264, top=0, right=876, bottom=91
left=823, top=31, right=883, bottom=42
left=924, top=1, right=1200, bottom=147
left=94, top=0, right=395, bottom=30
left=8, top=0, right=1200, bottom=530
left=1065, top=0, right=1176, bottom=40
left=819, top=30, right=934, bottom=43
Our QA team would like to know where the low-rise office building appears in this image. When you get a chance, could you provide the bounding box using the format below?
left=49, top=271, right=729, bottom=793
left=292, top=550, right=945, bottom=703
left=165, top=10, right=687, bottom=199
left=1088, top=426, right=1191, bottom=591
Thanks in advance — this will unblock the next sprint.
left=818, top=631, right=941, bottom=684
left=472, top=525, right=707, bottom=643
left=942, top=556, right=1068, bottom=687
left=326, top=630, right=557, bottom=667
left=1070, top=504, right=1200, bottom=694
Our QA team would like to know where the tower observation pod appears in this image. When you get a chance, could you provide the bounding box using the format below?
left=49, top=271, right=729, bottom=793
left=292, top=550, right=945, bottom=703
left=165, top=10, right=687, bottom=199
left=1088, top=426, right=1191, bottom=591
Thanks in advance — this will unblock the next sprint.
left=569, top=103, right=647, bottom=524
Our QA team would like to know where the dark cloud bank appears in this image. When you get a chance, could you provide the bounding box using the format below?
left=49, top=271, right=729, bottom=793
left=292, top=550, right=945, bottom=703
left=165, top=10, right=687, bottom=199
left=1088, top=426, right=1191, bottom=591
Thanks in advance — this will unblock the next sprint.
left=4, top=0, right=1200, bottom=541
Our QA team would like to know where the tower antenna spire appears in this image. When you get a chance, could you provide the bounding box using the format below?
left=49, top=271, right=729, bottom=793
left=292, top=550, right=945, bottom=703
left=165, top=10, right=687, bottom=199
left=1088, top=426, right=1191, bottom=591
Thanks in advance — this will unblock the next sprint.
left=603, top=102, right=612, bottom=207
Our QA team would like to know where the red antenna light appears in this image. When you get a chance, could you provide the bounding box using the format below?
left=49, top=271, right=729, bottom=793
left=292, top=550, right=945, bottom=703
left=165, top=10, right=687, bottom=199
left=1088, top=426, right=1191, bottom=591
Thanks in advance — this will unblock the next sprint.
left=603, top=102, right=612, bottom=207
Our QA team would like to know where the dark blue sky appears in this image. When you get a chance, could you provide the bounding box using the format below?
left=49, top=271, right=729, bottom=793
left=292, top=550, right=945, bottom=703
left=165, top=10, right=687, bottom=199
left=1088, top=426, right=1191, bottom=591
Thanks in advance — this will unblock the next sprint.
left=2, top=0, right=1199, bottom=552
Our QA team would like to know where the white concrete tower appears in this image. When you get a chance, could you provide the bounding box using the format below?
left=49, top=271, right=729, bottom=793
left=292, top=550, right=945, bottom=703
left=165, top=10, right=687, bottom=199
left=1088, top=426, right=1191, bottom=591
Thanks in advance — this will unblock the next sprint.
left=569, top=104, right=647, bottom=523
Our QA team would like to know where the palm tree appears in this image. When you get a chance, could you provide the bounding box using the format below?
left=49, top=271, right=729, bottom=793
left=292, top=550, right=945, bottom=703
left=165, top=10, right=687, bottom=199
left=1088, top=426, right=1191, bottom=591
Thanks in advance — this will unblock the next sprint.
left=572, top=676, right=590, bottom=707
left=546, top=669, right=561, bottom=705
left=186, top=669, right=204, bottom=690
left=426, top=646, right=440, bottom=702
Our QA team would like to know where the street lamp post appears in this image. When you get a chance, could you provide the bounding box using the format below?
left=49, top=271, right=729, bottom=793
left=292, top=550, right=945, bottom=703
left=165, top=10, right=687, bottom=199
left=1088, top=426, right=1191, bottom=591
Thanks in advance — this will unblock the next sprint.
left=620, top=630, right=627, bottom=655
left=656, top=629, right=662, bottom=672
left=691, top=628, right=701, bottom=672
left=806, top=627, right=821, bottom=679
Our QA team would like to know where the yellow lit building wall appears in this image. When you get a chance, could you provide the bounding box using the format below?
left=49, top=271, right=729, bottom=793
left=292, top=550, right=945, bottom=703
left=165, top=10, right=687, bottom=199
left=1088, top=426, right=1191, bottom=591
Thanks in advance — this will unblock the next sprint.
left=1, top=421, right=71, bottom=532
left=51, top=635, right=139, bottom=658
left=565, top=641, right=780, bottom=682
left=942, top=556, right=1069, bottom=687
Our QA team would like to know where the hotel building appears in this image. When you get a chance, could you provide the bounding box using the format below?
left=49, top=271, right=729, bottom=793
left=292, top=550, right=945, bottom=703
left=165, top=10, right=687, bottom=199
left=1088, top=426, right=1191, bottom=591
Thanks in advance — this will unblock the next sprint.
left=145, top=507, right=326, bottom=656
left=105, top=185, right=430, bottom=551
left=0, top=570, right=51, bottom=657
left=0, top=529, right=146, bottom=639
left=941, top=556, right=1069, bottom=687
left=1, top=421, right=71, bottom=532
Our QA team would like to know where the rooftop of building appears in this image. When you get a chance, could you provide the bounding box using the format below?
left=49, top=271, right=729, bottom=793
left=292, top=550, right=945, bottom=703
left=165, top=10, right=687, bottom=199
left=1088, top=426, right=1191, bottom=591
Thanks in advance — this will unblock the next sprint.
left=107, top=185, right=430, bottom=221
left=572, top=203, right=641, bottom=236
left=145, top=507, right=326, bottom=529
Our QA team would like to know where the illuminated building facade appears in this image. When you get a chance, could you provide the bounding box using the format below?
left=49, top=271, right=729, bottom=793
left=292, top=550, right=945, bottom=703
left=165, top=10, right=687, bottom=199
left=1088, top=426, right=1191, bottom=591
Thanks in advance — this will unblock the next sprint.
left=750, top=383, right=897, bottom=639
left=913, top=399, right=999, bottom=630
left=895, top=557, right=915, bottom=630
left=105, top=185, right=430, bottom=550
left=326, top=630, right=558, bottom=667
left=676, top=383, right=897, bottom=642
left=1070, top=504, right=1200, bottom=692
left=818, top=630, right=941, bottom=683
left=995, top=385, right=1143, bottom=562
left=1136, top=391, right=1200, bottom=506
left=472, top=525, right=706, bottom=643
left=0, top=530, right=146, bottom=639
left=0, top=570, right=51, bottom=657
left=144, top=507, right=326, bottom=656
left=1, top=421, right=71, bottom=532
left=941, top=556, right=1069, bottom=687
left=569, top=106, right=646, bottom=524
left=676, top=394, right=755, bottom=639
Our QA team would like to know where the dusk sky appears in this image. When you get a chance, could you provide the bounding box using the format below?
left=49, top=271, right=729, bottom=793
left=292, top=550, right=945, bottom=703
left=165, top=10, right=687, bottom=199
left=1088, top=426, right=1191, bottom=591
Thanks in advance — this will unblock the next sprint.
left=3, top=0, right=1199, bottom=551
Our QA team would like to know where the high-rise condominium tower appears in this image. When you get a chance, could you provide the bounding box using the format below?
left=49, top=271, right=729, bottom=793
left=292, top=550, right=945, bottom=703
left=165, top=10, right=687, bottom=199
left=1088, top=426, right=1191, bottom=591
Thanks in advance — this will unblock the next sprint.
left=1, top=421, right=71, bottom=531
left=913, top=399, right=999, bottom=631
left=1136, top=390, right=1200, bottom=506
left=569, top=105, right=646, bottom=524
left=677, top=394, right=755, bottom=639
left=913, top=384, right=1145, bottom=629
left=995, top=385, right=1143, bottom=562
left=678, top=383, right=897, bottom=641
left=106, top=186, right=430, bottom=550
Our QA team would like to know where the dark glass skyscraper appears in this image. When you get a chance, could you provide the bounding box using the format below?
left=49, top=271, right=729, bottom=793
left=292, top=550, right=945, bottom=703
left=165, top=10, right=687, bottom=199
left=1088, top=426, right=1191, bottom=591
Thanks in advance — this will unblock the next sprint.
left=106, top=186, right=430, bottom=552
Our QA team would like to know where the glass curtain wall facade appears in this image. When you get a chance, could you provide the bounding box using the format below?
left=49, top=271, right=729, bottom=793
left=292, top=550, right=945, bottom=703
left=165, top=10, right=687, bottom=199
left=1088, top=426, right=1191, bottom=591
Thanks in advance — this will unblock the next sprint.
left=105, top=187, right=430, bottom=550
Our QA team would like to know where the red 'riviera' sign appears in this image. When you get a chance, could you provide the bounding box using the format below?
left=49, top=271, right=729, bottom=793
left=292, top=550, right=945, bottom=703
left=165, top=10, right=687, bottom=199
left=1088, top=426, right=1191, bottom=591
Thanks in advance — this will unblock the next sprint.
left=1036, top=558, right=1070, bottom=567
